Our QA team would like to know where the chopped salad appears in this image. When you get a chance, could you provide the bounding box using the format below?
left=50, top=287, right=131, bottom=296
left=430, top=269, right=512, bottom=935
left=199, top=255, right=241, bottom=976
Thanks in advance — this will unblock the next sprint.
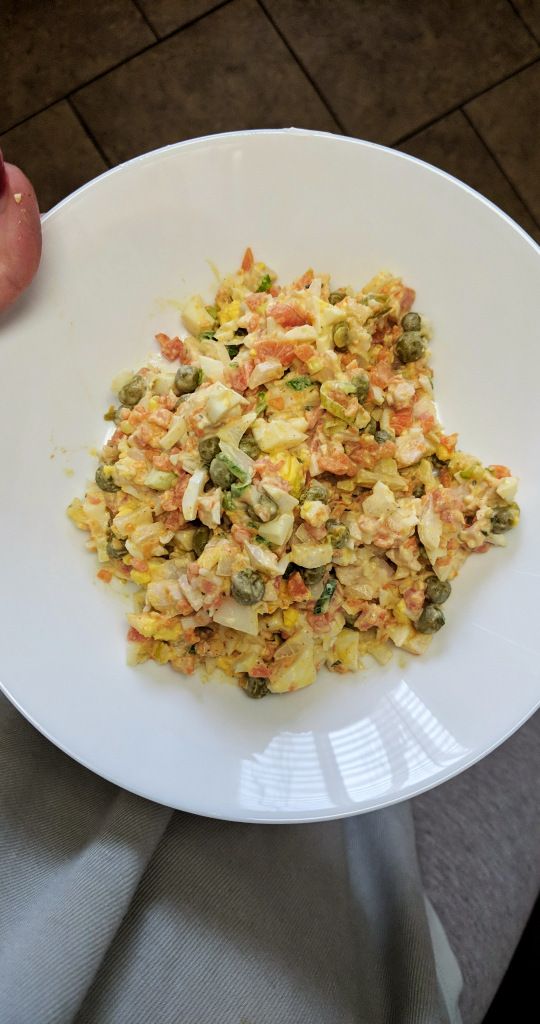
left=68, top=249, right=519, bottom=697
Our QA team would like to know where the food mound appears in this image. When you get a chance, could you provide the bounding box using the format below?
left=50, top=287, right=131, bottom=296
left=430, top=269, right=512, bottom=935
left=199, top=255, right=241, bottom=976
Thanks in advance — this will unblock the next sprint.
left=68, top=249, right=519, bottom=698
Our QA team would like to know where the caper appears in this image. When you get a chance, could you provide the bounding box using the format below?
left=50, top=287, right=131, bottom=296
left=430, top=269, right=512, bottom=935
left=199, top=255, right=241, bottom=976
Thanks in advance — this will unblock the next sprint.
left=416, top=605, right=445, bottom=634
left=242, top=675, right=269, bottom=698
left=302, top=481, right=328, bottom=504
left=95, top=464, right=120, bottom=492
left=300, top=565, right=326, bottom=586
left=198, top=436, right=220, bottom=466
left=352, top=372, right=370, bottom=404
left=374, top=429, right=393, bottom=444
left=332, top=322, right=350, bottom=349
left=327, top=519, right=350, bottom=548
left=118, top=374, right=145, bottom=408
left=173, top=365, right=202, bottom=395
left=491, top=506, right=518, bottom=533
left=209, top=455, right=233, bottom=489
left=396, top=331, right=425, bottom=364
left=250, top=491, right=278, bottom=523
left=401, top=311, right=421, bottom=332
left=424, top=575, right=451, bottom=605
left=329, top=290, right=346, bottom=305
left=239, top=432, right=261, bottom=459
left=107, top=534, right=126, bottom=559
left=413, top=483, right=425, bottom=498
left=193, top=525, right=210, bottom=557
left=231, top=569, right=265, bottom=605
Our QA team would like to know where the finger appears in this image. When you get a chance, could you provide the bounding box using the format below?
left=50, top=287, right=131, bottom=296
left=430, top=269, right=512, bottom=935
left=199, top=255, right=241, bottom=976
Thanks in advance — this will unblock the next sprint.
left=0, top=149, right=42, bottom=312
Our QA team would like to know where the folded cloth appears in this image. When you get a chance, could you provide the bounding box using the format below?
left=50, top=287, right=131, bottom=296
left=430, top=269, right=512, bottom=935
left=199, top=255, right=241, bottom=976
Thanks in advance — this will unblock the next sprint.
left=0, top=694, right=461, bottom=1024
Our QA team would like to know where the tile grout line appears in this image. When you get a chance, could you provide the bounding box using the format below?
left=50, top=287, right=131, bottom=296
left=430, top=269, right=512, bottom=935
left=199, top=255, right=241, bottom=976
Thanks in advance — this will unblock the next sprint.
left=129, top=0, right=159, bottom=40
left=391, top=54, right=540, bottom=148
left=461, top=106, right=540, bottom=231
left=255, top=0, right=348, bottom=134
left=0, top=0, right=235, bottom=138
left=67, top=98, right=113, bottom=168
left=506, top=0, right=540, bottom=46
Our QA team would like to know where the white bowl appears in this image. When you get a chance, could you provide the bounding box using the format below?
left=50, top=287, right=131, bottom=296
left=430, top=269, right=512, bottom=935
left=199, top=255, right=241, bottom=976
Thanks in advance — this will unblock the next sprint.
left=1, top=129, right=539, bottom=822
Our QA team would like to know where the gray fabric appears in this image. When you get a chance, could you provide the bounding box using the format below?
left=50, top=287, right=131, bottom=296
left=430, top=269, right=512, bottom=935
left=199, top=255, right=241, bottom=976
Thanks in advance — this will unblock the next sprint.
left=6, top=694, right=534, bottom=1024
left=414, top=710, right=540, bottom=1024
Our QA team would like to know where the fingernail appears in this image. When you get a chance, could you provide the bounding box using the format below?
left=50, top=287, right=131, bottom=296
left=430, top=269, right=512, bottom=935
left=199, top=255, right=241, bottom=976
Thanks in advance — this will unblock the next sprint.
left=0, top=149, right=6, bottom=197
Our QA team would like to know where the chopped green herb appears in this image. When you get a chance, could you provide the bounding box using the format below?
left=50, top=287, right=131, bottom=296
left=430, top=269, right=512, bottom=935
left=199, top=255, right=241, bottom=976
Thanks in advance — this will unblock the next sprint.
left=103, top=405, right=118, bottom=422
left=314, top=578, right=337, bottom=614
left=200, top=330, right=216, bottom=340
left=230, top=481, right=250, bottom=498
left=256, top=391, right=267, bottom=414
left=221, top=492, right=236, bottom=511
left=256, top=274, right=272, bottom=293
left=255, top=535, right=271, bottom=546
left=285, top=376, right=313, bottom=391
left=205, top=305, right=218, bottom=320
left=226, top=344, right=241, bottom=359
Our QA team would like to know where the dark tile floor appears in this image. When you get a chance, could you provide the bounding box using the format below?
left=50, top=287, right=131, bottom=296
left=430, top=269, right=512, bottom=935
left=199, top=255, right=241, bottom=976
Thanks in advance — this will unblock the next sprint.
left=2, top=0, right=540, bottom=244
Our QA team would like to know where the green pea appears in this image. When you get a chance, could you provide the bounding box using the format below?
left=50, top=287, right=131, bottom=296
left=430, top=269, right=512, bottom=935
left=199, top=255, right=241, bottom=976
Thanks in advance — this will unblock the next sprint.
left=396, top=331, right=425, bottom=364
left=302, top=482, right=329, bottom=504
left=301, top=565, right=326, bottom=586
left=332, top=322, right=350, bottom=349
left=329, top=291, right=346, bottom=305
left=209, top=455, right=234, bottom=489
left=231, top=569, right=265, bottom=605
left=401, top=311, right=421, bottom=332
left=491, top=506, right=518, bottom=534
left=327, top=519, right=350, bottom=548
left=95, top=465, right=120, bottom=492
left=416, top=605, right=445, bottom=634
left=192, top=525, right=210, bottom=557
left=173, top=365, right=202, bottom=395
left=198, top=436, right=220, bottom=466
left=118, top=375, right=145, bottom=408
left=352, top=372, right=370, bottom=404
left=374, top=429, right=393, bottom=444
left=239, top=432, right=261, bottom=459
left=242, top=675, right=269, bottom=698
left=424, top=575, right=451, bottom=605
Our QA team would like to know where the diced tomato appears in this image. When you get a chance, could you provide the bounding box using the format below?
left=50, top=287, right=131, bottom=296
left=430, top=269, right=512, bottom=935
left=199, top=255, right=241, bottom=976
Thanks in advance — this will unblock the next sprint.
left=155, top=333, right=188, bottom=362
left=390, top=407, right=414, bottom=434
left=489, top=464, right=511, bottom=479
left=250, top=663, right=272, bottom=678
left=306, top=611, right=335, bottom=633
left=241, top=247, right=254, bottom=272
left=254, top=339, right=296, bottom=366
left=287, top=572, right=310, bottom=601
left=268, top=302, right=312, bottom=329
left=295, top=343, right=317, bottom=363
left=127, top=627, right=146, bottom=642
left=228, top=362, right=253, bottom=393
left=399, top=286, right=415, bottom=313
left=370, top=361, right=393, bottom=387
left=161, top=475, right=189, bottom=512
left=318, top=451, right=357, bottom=476
left=292, top=269, right=314, bottom=289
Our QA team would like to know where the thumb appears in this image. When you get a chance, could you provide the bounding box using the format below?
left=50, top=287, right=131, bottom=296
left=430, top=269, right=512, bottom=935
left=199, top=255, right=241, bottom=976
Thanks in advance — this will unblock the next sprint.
left=0, top=148, right=42, bottom=312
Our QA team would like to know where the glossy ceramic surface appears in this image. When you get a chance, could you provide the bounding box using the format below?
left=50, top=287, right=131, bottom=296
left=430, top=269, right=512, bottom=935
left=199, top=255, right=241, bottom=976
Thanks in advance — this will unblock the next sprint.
left=1, top=130, right=539, bottom=821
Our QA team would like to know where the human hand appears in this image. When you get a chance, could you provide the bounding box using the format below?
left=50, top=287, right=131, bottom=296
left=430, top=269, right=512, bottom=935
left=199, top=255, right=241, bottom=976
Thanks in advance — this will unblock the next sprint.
left=0, top=148, right=42, bottom=312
